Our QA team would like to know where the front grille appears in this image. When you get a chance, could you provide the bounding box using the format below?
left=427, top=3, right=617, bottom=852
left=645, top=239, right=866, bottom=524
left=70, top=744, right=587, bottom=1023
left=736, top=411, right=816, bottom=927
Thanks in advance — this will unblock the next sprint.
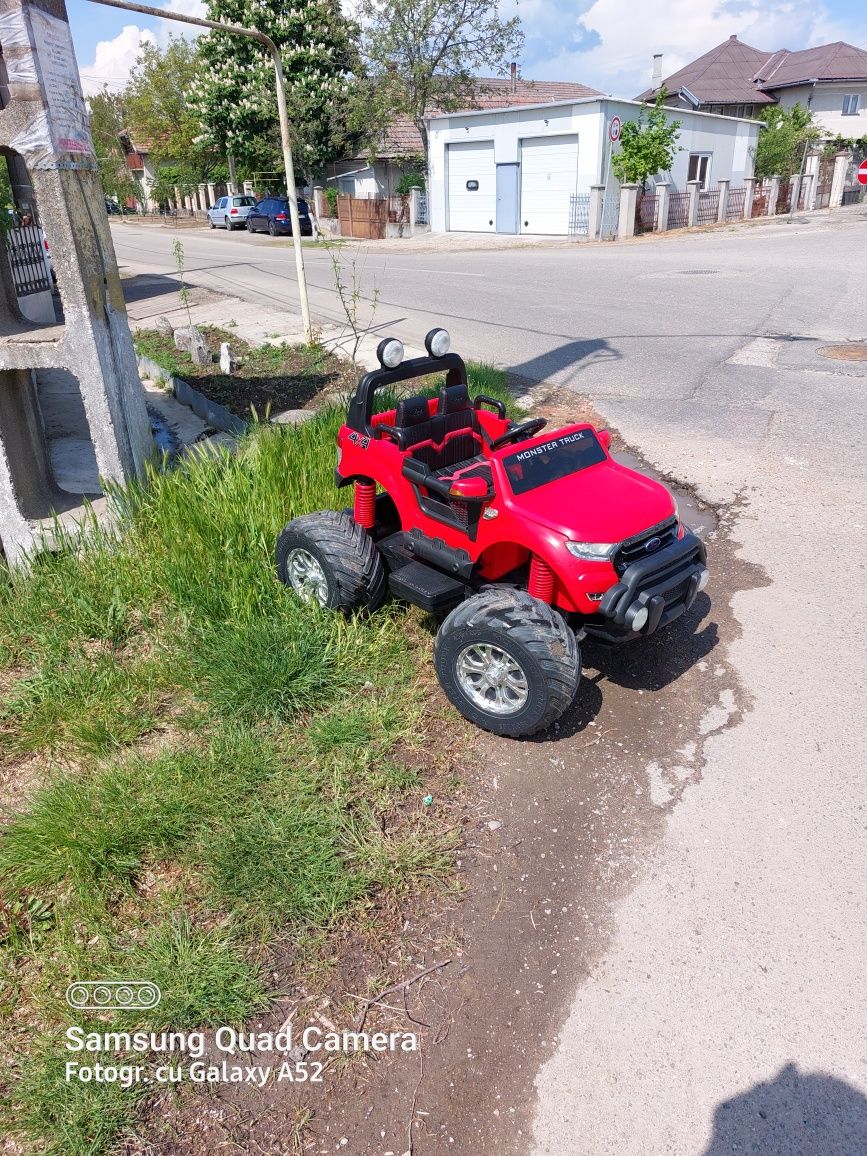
left=614, top=517, right=678, bottom=575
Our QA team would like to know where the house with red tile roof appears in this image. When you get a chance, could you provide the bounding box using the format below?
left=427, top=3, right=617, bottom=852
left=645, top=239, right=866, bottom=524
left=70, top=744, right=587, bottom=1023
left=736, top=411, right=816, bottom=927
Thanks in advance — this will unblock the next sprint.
left=637, top=35, right=867, bottom=140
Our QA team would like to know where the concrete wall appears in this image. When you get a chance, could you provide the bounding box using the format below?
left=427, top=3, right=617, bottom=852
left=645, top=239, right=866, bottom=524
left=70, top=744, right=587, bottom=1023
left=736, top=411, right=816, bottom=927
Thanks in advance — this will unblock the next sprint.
left=427, top=98, right=760, bottom=232
left=774, top=82, right=867, bottom=140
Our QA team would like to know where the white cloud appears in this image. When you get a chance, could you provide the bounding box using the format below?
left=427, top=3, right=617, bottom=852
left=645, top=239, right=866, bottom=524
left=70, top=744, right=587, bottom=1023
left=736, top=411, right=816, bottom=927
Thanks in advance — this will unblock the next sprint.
left=78, top=24, right=157, bottom=95
left=519, top=0, right=866, bottom=97
left=77, top=1, right=206, bottom=98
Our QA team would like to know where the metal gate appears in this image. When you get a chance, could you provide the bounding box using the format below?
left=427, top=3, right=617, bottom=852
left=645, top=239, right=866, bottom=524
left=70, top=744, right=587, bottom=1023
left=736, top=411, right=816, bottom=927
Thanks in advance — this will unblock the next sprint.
left=599, top=186, right=619, bottom=238
left=5, top=223, right=52, bottom=296
left=568, top=193, right=589, bottom=237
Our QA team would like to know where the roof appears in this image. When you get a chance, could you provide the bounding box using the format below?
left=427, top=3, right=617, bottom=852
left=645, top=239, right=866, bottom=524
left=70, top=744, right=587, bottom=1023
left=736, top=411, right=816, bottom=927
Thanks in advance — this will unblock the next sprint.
left=636, top=35, right=775, bottom=104
left=366, top=77, right=604, bottom=157
left=425, top=95, right=760, bottom=125
left=636, top=34, right=867, bottom=105
left=758, top=41, right=867, bottom=87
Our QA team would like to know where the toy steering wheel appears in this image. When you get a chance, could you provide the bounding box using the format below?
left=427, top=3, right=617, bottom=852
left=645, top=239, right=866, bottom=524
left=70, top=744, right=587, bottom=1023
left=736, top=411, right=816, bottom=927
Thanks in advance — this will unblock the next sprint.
left=490, top=417, right=548, bottom=451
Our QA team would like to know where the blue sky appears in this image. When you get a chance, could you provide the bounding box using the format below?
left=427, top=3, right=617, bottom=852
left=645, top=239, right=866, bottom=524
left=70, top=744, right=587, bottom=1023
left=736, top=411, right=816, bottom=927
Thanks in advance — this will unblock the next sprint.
left=69, top=0, right=867, bottom=100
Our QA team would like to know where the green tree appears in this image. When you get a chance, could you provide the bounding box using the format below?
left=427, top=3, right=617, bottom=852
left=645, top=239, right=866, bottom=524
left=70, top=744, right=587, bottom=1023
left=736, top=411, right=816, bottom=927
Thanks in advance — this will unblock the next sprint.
left=87, top=88, right=139, bottom=204
left=357, top=0, right=524, bottom=164
left=189, top=0, right=359, bottom=190
left=126, top=37, right=224, bottom=189
left=752, top=103, right=820, bottom=180
left=612, top=91, right=681, bottom=187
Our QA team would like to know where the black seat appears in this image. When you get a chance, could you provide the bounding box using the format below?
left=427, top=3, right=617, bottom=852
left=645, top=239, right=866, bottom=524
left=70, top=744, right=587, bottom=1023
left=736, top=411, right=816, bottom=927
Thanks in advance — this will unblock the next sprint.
left=389, top=388, right=484, bottom=472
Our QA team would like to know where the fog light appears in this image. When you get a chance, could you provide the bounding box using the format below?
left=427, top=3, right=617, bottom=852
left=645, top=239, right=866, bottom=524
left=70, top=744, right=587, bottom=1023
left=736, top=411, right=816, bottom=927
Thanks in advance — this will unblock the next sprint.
left=425, top=327, right=451, bottom=357
left=625, top=604, right=649, bottom=632
left=377, top=337, right=404, bottom=369
left=697, top=568, right=710, bottom=592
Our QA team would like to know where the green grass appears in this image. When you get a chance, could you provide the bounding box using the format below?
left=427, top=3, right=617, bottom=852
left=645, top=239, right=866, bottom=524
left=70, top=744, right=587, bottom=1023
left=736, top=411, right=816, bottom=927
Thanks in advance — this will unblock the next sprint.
left=0, top=360, right=516, bottom=1155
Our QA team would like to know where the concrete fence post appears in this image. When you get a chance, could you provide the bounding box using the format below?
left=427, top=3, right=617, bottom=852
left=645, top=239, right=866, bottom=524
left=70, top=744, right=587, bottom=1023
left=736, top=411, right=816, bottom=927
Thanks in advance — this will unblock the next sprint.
left=802, top=172, right=816, bottom=211
left=409, top=186, right=421, bottom=234
left=588, top=184, right=605, bottom=239
left=655, top=181, right=670, bottom=232
left=743, top=177, right=757, bottom=219
left=313, top=186, right=326, bottom=218
left=687, top=180, right=701, bottom=227
left=243, top=179, right=255, bottom=197
left=789, top=175, right=801, bottom=213
left=717, top=179, right=730, bottom=223
left=206, top=183, right=216, bottom=207
left=767, top=176, right=781, bottom=216
left=829, top=152, right=850, bottom=208
left=617, top=183, right=639, bottom=240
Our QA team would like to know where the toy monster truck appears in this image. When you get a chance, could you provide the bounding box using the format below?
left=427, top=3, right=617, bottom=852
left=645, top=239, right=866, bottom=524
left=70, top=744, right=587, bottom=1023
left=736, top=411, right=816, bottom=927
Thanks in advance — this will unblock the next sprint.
left=276, top=329, right=708, bottom=738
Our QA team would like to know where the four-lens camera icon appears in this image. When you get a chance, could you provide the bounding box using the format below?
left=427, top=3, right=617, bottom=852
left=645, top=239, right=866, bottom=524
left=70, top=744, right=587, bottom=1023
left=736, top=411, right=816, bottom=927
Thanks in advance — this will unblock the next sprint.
left=65, top=980, right=161, bottom=1011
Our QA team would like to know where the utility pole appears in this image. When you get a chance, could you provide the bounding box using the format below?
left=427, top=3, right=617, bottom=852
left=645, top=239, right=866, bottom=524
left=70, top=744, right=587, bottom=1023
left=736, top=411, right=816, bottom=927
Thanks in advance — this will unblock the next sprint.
left=85, top=0, right=313, bottom=342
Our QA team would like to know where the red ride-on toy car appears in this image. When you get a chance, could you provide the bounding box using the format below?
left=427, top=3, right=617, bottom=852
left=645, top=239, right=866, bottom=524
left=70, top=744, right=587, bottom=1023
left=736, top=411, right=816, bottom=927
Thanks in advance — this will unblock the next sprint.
left=276, top=329, right=709, bottom=738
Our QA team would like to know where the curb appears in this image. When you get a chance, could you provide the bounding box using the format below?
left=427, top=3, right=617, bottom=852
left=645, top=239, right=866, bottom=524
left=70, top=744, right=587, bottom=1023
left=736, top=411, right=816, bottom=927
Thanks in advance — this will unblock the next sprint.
left=136, top=353, right=248, bottom=436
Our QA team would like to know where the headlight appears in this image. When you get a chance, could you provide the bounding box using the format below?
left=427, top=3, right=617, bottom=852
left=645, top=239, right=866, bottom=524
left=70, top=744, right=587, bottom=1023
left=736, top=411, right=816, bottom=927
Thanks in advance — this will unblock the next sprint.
left=565, top=541, right=617, bottom=560
left=424, top=327, right=450, bottom=357
left=377, top=337, right=404, bottom=369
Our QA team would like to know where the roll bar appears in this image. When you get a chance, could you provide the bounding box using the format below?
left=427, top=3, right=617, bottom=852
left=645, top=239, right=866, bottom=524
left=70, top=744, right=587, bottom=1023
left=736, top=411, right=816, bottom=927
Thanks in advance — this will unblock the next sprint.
left=346, top=352, right=469, bottom=436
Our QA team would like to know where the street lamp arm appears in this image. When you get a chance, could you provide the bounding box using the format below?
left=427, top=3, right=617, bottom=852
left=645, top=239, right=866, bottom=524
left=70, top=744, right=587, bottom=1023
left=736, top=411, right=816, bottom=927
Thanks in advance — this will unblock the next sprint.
left=84, top=0, right=313, bottom=342
left=87, top=0, right=278, bottom=54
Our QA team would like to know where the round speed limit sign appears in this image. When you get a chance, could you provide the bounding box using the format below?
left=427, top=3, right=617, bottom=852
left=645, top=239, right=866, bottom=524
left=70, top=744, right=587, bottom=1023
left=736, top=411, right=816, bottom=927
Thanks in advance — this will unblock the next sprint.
left=609, top=116, right=622, bottom=143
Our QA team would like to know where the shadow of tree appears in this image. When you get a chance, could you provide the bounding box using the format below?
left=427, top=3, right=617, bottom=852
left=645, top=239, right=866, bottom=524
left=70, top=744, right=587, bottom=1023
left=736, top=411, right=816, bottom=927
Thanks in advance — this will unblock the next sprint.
left=704, top=1063, right=867, bottom=1155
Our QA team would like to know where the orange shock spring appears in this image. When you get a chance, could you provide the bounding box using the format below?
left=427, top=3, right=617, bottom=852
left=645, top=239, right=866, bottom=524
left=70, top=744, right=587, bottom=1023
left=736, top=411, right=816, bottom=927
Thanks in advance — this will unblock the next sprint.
left=528, top=555, right=555, bottom=603
left=353, top=479, right=376, bottom=529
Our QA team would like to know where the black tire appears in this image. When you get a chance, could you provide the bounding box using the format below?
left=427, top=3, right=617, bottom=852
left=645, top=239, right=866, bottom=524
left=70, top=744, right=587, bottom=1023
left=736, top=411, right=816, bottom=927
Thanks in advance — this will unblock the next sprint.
left=209, top=217, right=216, bottom=229
left=434, top=589, right=580, bottom=737
left=224, top=216, right=231, bottom=230
left=268, top=220, right=277, bottom=237
left=275, top=510, right=386, bottom=613
left=247, top=218, right=255, bottom=232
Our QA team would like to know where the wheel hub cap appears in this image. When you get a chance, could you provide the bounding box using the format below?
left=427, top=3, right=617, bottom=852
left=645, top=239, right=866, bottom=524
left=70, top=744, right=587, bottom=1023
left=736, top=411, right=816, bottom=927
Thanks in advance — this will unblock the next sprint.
left=286, top=548, right=328, bottom=606
left=456, top=643, right=529, bottom=716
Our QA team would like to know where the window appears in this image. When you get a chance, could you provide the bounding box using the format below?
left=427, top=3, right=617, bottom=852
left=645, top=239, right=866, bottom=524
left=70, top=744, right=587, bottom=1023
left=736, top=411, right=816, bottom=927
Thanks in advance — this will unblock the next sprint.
left=234, top=196, right=256, bottom=206
left=842, top=94, right=860, bottom=116
left=687, top=153, right=711, bottom=188
left=503, top=431, right=607, bottom=495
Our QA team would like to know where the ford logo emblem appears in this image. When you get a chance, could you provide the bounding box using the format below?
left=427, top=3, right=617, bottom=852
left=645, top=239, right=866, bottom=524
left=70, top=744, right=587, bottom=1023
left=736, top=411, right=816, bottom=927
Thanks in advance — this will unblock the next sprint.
left=644, top=536, right=662, bottom=552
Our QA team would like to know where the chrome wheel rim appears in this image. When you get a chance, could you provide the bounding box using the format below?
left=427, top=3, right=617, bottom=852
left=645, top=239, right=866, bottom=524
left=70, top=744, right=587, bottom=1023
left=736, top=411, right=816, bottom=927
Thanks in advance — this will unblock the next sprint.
left=286, top=548, right=329, bottom=606
left=456, top=643, right=529, bottom=716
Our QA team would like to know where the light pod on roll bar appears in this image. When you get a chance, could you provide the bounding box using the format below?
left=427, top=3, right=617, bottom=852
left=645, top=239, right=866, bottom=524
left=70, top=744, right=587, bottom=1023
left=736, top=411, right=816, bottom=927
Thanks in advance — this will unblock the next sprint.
left=376, top=337, right=405, bottom=369
left=424, top=327, right=451, bottom=358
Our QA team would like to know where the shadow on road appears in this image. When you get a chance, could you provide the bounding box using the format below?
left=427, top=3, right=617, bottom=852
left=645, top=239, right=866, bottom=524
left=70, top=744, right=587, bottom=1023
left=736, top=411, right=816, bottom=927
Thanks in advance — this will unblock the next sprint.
left=589, top=593, right=718, bottom=694
left=508, top=337, right=620, bottom=389
left=704, top=1063, right=867, bottom=1155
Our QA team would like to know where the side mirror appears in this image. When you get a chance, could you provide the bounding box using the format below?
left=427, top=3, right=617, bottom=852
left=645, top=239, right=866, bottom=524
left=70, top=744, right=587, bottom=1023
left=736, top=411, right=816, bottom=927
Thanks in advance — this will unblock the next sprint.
left=449, top=476, right=490, bottom=501
left=597, top=429, right=612, bottom=451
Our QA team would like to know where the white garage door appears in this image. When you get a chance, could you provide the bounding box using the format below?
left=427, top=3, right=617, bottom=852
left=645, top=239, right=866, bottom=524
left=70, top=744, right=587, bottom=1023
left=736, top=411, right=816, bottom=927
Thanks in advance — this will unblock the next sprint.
left=447, top=141, right=495, bottom=232
left=520, top=135, right=580, bottom=235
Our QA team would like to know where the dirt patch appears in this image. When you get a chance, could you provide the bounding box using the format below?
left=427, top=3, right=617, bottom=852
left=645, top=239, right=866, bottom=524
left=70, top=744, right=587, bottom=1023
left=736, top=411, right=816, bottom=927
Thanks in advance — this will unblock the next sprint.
left=135, top=327, right=357, bottom=419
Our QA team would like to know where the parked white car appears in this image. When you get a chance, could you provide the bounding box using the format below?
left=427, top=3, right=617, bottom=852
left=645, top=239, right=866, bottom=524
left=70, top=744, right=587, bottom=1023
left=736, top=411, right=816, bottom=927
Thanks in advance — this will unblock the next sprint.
left=208, top=195, right=257, bottom=231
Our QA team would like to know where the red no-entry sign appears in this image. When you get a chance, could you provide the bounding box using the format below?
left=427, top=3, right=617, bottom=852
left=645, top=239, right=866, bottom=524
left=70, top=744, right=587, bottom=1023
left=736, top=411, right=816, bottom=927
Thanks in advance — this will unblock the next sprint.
left=858, top=159, right=867, bottom=185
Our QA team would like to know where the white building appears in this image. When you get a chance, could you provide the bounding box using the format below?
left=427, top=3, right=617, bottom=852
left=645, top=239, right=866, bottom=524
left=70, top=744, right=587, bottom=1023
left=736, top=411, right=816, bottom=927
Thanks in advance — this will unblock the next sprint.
left=427, top=98, right=760, bottom=236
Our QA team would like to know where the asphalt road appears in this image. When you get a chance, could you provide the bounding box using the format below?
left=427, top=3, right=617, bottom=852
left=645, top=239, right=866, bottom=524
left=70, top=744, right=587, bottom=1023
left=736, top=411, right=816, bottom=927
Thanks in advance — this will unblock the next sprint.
left=113, top=211, right=867, bottom=1154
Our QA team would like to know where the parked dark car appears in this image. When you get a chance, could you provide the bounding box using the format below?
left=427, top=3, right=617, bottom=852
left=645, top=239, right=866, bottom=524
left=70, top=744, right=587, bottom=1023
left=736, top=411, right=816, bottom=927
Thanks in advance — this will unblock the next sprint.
left=246, top=197, right=313, bottom=237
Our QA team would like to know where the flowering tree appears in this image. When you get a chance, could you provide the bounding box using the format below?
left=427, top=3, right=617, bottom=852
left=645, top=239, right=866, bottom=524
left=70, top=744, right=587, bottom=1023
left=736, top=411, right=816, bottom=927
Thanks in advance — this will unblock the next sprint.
left=190, top=0, right=359, bottom=189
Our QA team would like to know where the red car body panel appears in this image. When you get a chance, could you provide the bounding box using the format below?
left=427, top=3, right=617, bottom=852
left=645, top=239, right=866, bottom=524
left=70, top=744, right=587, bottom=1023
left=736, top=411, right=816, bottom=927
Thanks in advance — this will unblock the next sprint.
left=337, top=404, right=677, bottom=616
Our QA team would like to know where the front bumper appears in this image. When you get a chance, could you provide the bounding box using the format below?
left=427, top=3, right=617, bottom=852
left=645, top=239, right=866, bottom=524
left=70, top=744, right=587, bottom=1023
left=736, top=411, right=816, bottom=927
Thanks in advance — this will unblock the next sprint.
left=592, top=529, right=708, bottom=641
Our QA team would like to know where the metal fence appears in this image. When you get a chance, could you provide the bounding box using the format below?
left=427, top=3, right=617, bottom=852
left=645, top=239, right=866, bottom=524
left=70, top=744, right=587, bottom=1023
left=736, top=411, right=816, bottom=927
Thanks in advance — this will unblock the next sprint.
left=841, top=185, right=865, bottom=206
left=5, top=223, right=53, bottom=296
left=568, top=193, right=590, bottom=237
left=776, top=180, right=791, bottom=214
left=697, top=189, right=720, bottom=225
left=667, top=190, right=689, bottom=230
left=417, top=190, right=428, bottom=224
left=634, top=192, right=657, bottom=234
left=752, top=188, right=769, bottom=217
left=726, top=186, right=746, bottom=220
